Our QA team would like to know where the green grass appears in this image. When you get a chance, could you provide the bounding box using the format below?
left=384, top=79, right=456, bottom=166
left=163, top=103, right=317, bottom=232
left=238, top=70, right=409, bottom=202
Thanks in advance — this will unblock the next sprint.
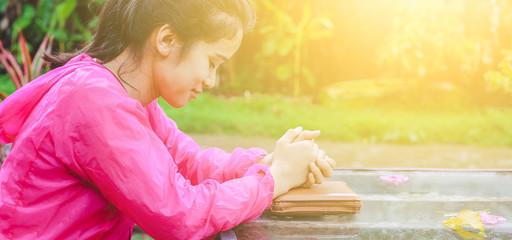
left=160, top=93, right=512, bottom=147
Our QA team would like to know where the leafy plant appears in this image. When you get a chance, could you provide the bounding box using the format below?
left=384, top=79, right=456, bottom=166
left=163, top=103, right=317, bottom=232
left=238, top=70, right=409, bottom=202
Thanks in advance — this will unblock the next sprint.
left=257, top=0, right=334, bottom=99
left=10, top=0, right=102, bottom=53
left=0, top=0, right=7, bottom=13
left=0, top=32, right=53, bottom=99
left=485, top=49, right=512, bottom=95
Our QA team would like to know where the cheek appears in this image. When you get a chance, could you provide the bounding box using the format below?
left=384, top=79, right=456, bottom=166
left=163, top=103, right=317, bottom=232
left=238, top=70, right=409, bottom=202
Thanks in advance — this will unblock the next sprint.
left=181, top=51, right=211, bottom=81
left=153, top=52, right=210, bottom=93
left=178, top=63, right=210, bottom=87
left=152, top=61, right=181, bottom=98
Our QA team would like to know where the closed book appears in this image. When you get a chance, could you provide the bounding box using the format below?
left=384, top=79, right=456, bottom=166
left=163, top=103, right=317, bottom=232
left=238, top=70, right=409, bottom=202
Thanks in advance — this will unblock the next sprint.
left=271, top=181, right=362, bottom=215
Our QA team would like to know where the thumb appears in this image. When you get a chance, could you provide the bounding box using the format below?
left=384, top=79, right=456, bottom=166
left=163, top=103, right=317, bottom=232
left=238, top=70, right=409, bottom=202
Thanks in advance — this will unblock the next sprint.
left=278, top=126, right=303, bottom=144
left=293, top=130, right=321, bottom=142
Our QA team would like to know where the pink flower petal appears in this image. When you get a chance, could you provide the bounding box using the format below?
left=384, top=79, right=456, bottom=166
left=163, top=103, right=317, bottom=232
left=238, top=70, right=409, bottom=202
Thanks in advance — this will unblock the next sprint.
left=380, top=175, right=409, bottom=185
left=479, top=212, right=507, bottom=225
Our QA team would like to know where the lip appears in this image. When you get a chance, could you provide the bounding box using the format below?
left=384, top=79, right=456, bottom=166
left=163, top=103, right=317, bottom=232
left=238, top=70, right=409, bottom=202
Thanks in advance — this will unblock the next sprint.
left=191, top=89, right=201, bottom=99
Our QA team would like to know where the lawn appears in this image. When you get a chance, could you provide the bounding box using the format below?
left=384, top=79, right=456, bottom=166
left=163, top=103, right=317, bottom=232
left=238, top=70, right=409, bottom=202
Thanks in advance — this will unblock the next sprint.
left=160, top=92, right=512, bottom=147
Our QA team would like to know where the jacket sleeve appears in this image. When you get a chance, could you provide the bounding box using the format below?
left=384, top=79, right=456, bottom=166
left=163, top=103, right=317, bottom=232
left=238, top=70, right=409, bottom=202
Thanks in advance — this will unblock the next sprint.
left=53, top=84, right=274, bottom=239
left=146, top=101, right=269, bottom=185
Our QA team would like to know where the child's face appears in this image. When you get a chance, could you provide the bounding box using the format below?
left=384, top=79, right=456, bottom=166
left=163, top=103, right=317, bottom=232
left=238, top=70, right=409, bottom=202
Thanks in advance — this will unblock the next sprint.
left=153, top=29, right=243, bottom=108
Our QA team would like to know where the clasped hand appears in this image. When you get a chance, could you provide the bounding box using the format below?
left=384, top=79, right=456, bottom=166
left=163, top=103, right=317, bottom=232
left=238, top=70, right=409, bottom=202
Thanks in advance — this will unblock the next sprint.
left=259, top=126, right=336, bottom=198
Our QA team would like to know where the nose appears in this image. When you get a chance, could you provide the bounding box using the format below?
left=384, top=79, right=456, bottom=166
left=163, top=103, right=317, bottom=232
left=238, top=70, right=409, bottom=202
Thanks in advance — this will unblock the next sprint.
left=203, top=73, right=216, bottom=88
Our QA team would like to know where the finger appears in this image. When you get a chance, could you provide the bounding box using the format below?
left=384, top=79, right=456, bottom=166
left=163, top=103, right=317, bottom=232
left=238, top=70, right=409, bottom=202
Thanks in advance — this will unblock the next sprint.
left=315, top=149, right=326, bottom=172
left=310, top=162, right=324, bottom=184
left=277, top=126, right=303, bottom=145
left=327, top=157, right=336, bottom=168
left=317, top=157, right=334, bottom=178
left=293, top=130, right=321, bottom=142
left=303, top=172, right=314, bottom=187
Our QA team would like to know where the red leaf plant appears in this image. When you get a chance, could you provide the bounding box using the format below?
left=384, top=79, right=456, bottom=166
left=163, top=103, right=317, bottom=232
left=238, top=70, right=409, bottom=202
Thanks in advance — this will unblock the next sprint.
left=0, top=32, right=53, bottom=166
left=0, top=31, right=54, bottom=100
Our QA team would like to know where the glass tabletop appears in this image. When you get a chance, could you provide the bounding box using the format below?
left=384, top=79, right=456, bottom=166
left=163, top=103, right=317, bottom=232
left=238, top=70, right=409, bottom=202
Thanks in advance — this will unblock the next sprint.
left=221, top=168, right=512, bottom=239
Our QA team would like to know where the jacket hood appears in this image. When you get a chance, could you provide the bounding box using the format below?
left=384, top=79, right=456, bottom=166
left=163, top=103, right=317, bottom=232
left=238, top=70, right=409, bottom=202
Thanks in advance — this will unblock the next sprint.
left=0, top=54, right=98, bottom=143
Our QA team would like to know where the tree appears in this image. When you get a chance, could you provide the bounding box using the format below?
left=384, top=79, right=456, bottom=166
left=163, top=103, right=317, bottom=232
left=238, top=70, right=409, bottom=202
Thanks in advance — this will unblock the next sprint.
left=253, top=0, right=334, bottom=99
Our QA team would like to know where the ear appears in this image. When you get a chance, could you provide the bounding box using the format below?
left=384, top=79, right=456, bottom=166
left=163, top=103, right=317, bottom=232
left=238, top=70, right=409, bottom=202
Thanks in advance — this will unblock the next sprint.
left=153, top=24, right=178, bottom=57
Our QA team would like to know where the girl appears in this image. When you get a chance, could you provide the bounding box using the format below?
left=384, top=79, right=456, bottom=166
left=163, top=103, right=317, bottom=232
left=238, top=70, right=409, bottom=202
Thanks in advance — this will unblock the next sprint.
left=0, top=0, right=335, bottom=239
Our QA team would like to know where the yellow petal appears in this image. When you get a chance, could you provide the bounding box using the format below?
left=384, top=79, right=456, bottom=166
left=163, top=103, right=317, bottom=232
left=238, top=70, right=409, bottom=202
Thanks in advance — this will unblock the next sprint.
left=443, top=210, right=485, bottom=238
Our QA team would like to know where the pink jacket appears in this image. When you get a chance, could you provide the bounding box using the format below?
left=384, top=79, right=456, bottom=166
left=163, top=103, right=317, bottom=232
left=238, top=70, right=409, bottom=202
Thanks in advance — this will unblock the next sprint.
left=0, top=54, right=274, bottom=239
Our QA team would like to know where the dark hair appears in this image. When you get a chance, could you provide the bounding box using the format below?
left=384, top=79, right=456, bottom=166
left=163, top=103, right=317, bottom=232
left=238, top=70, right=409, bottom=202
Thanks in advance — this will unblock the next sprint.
left=44, top=0, right=256, bottom=69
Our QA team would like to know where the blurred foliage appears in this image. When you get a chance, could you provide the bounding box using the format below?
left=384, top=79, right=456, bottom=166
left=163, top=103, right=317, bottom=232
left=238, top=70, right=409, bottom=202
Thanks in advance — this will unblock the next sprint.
left=0, top=0, right=104, bottom=54
left=254, top=0, right=334, bottom=99
left=0, top=74, right=14, bottom=101
left=1, top=0, right=512, bottom=106
left=377, top=1, right=486, bottom=83
left=230, top=0, right=512, bottom=105
left=485, top=49, right=512, bottom=95
left=0, top=32, right=53, bottom=97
